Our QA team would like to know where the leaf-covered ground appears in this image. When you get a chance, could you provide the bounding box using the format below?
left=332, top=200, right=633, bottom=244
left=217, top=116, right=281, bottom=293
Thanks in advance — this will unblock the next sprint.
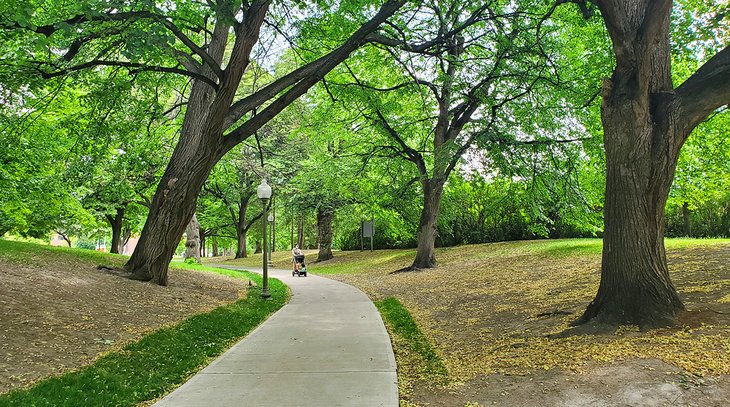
left=0, top=240, right=250, bottom=395
left=305, top=239, right=730, bottom=407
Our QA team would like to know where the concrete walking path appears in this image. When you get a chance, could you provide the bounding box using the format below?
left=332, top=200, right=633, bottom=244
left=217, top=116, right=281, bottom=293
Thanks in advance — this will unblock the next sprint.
left=153, top=265, right=398, bottom=406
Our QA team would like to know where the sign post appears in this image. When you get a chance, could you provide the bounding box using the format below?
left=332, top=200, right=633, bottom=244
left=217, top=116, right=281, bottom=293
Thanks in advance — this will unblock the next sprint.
left=362, top=219, right=374, bottom=252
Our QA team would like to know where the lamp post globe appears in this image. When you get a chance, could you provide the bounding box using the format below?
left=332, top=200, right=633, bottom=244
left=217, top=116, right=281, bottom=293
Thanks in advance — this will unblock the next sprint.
left=257, top=179, right=272, bottom=298
left=257, top=179, right=272, bottom=200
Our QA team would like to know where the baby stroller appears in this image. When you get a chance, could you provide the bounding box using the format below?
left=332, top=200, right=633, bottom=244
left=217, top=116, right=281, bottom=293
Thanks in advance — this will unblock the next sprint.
left=292, top=254, right=307, bottom=277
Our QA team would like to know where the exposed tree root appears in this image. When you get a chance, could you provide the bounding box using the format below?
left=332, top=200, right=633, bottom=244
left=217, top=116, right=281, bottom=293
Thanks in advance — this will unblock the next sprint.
left=95, top=265, right=130, bottom=277
left=390, top=266, right=421, bottom=274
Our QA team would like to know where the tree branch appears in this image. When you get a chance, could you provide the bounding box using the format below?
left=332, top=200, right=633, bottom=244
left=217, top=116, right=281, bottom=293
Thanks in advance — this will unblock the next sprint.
left=676, top=45, right=730, bottom=134
left=6, top=9, right=223, bottom=82
left=370, top=110, right=428, bottom=177
left=365, top=3, right=491, bottom=55
left=220, top=0, right=407, bottom=151
left=35, top=60, right=218, bottom=89
left=157, top=18, right=224, bottom=80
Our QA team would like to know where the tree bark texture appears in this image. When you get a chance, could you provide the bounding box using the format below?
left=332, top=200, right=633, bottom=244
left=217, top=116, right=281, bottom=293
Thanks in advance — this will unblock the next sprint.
left=412, top=180, right=444, bottom=269
left=577, top=0, right=730, bottom=327
left=184, top=213, right=201, bottom=264
left=124, top=1, right=405, bottom=285
left=236, top=232, right=248, bottom=258
left=316, top=207, right=335, bottom=262
left=212, top=236, right=219, bottom=257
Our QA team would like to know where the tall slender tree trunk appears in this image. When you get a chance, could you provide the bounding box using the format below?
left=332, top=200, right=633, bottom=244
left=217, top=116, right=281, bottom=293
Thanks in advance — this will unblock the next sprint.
left=412, top=179, right=445, bottom=269
left=121, top=228, right=131, bottom=254
left=200, top=233, right=206, bottom=258
left=297, top=216, right=305, bottom=249
left=316, top=208, right=335, bottom=262
left=291, top=209, right=295, bottom=249
left=212, top=236, right=219, bottom=257
left=234, top=197, right=250, bottom=258
left=682, top=202, right=691, bottom=236
left=106, top=206, right=125, bottom=254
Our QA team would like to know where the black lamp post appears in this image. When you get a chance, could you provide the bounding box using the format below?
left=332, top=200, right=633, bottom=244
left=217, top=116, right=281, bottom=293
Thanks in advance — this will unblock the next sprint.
left=257, top=179, right=272, bottom=298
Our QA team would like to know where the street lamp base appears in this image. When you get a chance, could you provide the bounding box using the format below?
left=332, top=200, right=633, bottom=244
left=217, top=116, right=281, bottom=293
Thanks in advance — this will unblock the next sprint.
left=261, top=289, right=271, bottom=298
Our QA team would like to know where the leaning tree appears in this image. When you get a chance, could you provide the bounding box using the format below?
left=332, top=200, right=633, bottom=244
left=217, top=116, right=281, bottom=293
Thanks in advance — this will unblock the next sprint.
left=565, top=0, right=730, bottom=327
left=2, top=0, right=407, bottom=284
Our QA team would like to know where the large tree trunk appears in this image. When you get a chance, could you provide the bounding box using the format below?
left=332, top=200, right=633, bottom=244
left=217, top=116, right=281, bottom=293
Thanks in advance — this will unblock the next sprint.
left=124, top=120, right=223, bottom=283
left=316, top=207, right=335, bottom=262
left=212, top=236, right=219, bottom=257
left=105, top=206, right=125, bottom=254
left=184, top=213, right=202, bottom=264
left=574, top=1, right=730, bottom=327
left=576, top=2, right=688, bottom=327
left=412, top=179, right=444, bottom=269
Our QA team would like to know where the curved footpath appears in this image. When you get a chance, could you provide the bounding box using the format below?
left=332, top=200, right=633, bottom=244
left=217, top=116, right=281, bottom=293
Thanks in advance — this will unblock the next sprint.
left=153, top=265, right=398, bottom=406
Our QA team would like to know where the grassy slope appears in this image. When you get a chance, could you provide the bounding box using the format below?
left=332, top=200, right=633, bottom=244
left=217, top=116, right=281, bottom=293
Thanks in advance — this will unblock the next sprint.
left=0, top=240, right=288, bottom=407
left=303, top=237, right=730, bottom=274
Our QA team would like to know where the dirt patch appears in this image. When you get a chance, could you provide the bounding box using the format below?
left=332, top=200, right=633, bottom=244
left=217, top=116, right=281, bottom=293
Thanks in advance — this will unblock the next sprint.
left=415, top=359, right=730, bottom=407
left=323, top=241, right=730, bottom=406
left=0, top=256, right=248, bottom=394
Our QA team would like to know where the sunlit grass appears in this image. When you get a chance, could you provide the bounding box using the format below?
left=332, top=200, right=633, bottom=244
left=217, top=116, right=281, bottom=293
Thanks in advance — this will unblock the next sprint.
left=293, top=238, right=730, bottom=275
left=375, top=297, right=447, bottom=385
left=0, top=239, right=128, bottom=266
